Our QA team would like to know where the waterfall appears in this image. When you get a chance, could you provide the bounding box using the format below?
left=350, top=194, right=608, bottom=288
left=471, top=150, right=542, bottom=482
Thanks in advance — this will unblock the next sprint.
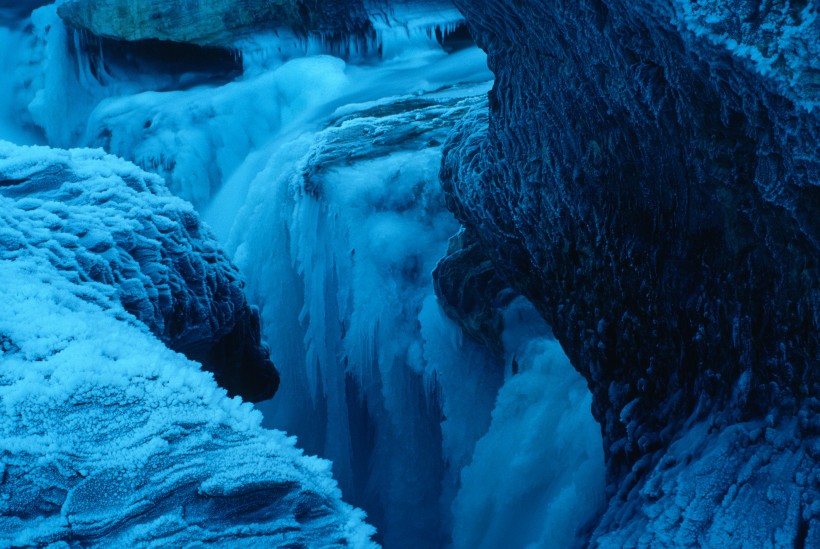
left=0, top=4, right=605, bottom=547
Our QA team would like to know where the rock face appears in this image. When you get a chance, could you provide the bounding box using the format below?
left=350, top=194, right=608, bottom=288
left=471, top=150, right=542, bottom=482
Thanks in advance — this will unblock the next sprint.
left=436, top=0, right=818, bottom=545
left=57, top=0, right=370, bottom=47
left=0, top=142, right=278, bottom=401
left=56, top=0, right=460, bottom=48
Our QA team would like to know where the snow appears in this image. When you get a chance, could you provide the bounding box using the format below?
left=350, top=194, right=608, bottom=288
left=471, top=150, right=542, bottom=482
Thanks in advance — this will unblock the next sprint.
left=0, top=4, right=608, bottom=547
left=0, top=141, right=251, bottom=358
left=0, top=142, right=376, bottom=547
left=673, top=0, right=820, bottom=110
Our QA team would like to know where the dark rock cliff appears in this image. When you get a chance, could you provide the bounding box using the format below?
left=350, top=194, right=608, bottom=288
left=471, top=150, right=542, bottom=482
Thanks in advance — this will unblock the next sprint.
left=436, top=0, right=818, bottom=545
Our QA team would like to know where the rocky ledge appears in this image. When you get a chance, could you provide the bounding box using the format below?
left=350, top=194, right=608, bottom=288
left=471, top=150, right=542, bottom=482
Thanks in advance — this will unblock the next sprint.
left=436, top=0, right=819, bottom=546
left=0, top=142, right=278, bottom=401
left=56, top=0, right=461, bottom=48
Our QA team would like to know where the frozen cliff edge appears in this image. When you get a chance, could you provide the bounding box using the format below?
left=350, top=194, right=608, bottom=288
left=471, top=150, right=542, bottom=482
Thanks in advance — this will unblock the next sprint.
left=436, top=0, right=819, bottom=546
left=0, top=141, right=375, bottom=547
left=0, top=141, right=278, bottom=401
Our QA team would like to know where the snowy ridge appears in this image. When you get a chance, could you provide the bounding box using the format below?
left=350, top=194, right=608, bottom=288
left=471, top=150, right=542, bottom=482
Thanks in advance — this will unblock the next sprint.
left=0, top=141, right=376, bottom=547
left=0, top=142, right=278, bottom=401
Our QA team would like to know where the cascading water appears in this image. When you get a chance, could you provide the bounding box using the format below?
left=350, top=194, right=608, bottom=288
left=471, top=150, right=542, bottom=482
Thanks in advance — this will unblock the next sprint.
left=0, top=4, right=605, bottom=547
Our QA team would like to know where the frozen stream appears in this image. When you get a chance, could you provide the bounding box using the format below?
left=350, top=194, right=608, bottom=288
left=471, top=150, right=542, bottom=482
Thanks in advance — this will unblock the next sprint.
left=0, top=4, right=605, bottom=548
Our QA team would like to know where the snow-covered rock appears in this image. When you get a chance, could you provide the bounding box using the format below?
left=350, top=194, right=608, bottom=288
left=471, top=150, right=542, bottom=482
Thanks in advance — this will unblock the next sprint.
left=0, top=141, right=375, bottom=547
left=0, top=141, right=278, bottom=401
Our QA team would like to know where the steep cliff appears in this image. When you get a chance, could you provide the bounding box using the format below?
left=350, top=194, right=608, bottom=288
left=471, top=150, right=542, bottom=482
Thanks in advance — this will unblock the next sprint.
left=437, top=0, right=819, bottom=545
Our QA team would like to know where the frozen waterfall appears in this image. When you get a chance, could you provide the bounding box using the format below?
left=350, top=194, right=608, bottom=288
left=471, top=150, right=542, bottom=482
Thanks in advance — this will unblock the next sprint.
left=0, top=3, right=605, bottom=548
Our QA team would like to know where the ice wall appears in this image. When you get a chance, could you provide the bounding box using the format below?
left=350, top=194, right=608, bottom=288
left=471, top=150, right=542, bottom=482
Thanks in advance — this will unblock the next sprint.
left=0, top=3, right=608, bottom=547
left=207, top=52, right=501, bottom=548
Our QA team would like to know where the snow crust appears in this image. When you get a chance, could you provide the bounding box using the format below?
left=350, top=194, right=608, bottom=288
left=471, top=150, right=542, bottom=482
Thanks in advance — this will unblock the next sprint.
left=0, top=141, right=244, bottom=356
left=0, top=141, right=376, bottom=547
left=673, top=0, right=820, bottom=110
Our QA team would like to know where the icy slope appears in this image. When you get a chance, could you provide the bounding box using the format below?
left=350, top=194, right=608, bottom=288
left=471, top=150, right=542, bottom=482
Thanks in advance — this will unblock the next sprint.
left=0, top=141, right=375, bottom=547
left=0, top=142, right=277, bottom=400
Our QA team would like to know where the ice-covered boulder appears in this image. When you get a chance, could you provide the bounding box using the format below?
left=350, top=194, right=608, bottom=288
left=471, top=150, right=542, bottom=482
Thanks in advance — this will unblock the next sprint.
left=0, top=255, right=375, bottom=548
left=0, top=141, right=278, bottom=401
left=0, top=141, right=375, bottom=546
left=57, top=0, right=367, bottom=47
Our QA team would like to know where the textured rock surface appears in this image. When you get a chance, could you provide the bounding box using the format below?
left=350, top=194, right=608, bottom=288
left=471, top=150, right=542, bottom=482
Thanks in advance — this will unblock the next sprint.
left=0, top=141, right=278, bottom=401
left=57, top=0, right=460, bottom=48
left=57, top=0, right=370, bottom=47
left=0, top=238, right=375, bottom=548
left=436, top=0, right=819, bottom=545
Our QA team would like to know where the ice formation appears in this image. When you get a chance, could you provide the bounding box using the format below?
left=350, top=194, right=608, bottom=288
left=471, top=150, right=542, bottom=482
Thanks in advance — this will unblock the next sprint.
left=0, top=142, right=375, bottom=547
left=0, top=3, right=607, bottom=547
left=6, top=0, right=810, bottom=547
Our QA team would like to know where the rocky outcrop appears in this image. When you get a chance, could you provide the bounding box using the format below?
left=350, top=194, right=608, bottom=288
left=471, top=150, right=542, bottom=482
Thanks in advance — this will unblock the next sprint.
left=0, top=142, right=278, bottom=401
left=57, top=0, right=371, bottom=47
left=436, top=0, right=818, bottom=545
left=433, top=227, right=510, bottom=355
left=56, top=0, right=461, bottom=48
left=0, top=236, right=374, bottom=548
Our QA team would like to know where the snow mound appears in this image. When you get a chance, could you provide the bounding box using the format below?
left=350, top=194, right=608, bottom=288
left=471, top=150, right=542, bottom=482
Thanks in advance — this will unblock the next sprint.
left=0, top=141, right=278, bottom=401
left=0, top=144, right=376, bottom=548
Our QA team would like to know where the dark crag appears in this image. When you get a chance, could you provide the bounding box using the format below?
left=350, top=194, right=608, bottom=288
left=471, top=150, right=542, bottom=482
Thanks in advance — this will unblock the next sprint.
left=435, top=0, right=819, bottom=545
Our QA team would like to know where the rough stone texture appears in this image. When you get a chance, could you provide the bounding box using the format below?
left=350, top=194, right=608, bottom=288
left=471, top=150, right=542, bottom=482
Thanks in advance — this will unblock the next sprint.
left=56, top=0, right=460, bottom=48
left=433, top=227, right=511, bottom=355
left=57, top=0, right=371, bottom=47
left=0, top=142, right=278, bottom=401
left=0, top=239, right=375, bottom=547
left=436, top=0, right=819, bottom=545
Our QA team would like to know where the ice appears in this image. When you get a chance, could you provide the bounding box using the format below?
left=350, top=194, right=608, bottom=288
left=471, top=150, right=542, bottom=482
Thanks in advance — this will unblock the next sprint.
left=0, top=142, right=376, bottom=547
left=451, top=299, right=606, bottom=549
left=204, top=52, right=602, bottom=545
left=0, top=4, right=608, bottom=547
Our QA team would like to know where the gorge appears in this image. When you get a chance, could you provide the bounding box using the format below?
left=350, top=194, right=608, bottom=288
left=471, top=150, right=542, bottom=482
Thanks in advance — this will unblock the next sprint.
left=0, top=0, right=817, bottom=547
